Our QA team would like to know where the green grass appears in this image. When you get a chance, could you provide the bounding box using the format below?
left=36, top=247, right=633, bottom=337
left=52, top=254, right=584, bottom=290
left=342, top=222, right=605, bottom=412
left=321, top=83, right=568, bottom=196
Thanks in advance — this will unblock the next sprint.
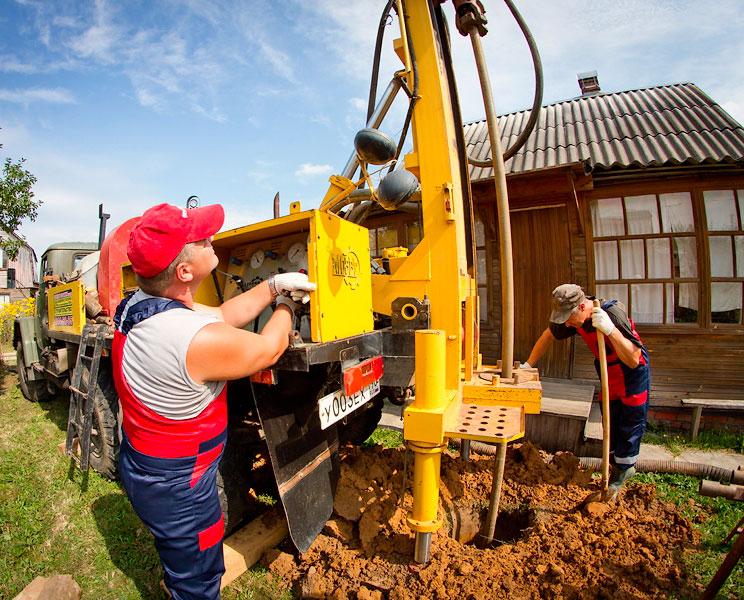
left=0, top=367, right=288, bottom=599
left=634, top=472, right=744, bottom=599
left=364, top=426, right=404, bottom=448
left=644, top=422, right=744, bottom=455
left=3, top=371, right=741, bottom=599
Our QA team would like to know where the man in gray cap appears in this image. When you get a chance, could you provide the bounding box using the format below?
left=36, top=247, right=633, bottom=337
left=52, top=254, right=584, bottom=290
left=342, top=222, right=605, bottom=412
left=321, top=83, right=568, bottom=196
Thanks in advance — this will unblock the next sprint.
left=524, top=284, right=651, bottom=498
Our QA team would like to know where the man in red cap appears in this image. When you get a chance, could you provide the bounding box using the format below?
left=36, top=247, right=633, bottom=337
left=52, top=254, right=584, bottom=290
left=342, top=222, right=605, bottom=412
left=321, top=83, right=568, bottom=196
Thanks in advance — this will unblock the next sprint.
left=524, top=284, right=651, bottom=499
left=111, top=203, right=316, bottom=599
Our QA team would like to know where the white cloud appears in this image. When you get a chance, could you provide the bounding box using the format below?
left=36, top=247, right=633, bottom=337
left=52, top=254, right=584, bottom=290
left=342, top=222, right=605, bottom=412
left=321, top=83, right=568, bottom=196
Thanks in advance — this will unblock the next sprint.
left=67, top=0, right=121, bottom=63
left=294, top=163, right=333, bottom=177
left=0, top=55, right=38, bottom=74
left=256, top=39, right=296, bottom=84
left=0, top=87, right=76, bottom=104
left=350, top=97, right=366, bottom=112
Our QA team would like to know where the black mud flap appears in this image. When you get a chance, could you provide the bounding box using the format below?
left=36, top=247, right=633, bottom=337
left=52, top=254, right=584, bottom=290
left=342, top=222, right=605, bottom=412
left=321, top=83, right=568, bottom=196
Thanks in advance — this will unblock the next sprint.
left=252, top=369, right=340, bottom=553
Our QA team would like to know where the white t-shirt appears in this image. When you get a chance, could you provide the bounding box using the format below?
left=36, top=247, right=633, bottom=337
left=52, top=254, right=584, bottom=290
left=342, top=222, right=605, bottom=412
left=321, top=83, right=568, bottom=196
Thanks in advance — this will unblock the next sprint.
left=120, top=291, right=226, bottom=420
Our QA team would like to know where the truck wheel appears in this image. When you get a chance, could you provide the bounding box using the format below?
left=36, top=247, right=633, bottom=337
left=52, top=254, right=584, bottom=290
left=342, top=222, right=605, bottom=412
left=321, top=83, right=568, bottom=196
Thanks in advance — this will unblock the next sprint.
left=82, top=364, right=119, bottom=479
left=16, top=342, right=51, bottom=403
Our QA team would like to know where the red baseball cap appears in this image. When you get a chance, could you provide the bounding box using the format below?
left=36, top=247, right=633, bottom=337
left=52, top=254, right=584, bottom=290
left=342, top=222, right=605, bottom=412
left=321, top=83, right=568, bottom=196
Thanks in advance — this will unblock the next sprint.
left=127, top=203, right=225, bottom=277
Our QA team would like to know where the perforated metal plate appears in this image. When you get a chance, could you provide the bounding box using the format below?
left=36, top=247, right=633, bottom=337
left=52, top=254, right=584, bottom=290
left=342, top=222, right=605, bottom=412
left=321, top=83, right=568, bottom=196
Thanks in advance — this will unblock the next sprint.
left=446, top=403, right=525, bottom=443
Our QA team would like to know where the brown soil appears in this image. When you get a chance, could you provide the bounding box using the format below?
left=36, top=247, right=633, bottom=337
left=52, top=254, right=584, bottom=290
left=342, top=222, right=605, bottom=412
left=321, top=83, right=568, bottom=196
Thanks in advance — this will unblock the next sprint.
left=263, top=442, right=701, bottom=599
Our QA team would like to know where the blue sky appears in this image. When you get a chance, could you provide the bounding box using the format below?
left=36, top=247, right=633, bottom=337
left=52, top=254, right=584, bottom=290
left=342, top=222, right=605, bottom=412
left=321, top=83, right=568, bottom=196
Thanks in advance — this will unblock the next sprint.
left=2, top=0, right=743, bottom=256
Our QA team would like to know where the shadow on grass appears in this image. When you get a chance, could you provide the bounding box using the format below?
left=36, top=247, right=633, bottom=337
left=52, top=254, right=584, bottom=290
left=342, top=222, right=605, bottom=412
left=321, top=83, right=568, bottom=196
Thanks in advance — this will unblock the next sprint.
left=91, top=493, right=167, bottom=599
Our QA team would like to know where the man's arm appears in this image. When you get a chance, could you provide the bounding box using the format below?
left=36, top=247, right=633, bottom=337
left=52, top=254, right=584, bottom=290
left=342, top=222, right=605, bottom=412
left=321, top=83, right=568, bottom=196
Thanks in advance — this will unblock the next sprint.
left=186, top=304, right=293, bottom=383
left=526, top=328, right=556, bottom=366
left=195, top=280, right=275, bottom=328
left=605, top=328, right=641, bottom=368
left=592, top=307, right=642, bottom=368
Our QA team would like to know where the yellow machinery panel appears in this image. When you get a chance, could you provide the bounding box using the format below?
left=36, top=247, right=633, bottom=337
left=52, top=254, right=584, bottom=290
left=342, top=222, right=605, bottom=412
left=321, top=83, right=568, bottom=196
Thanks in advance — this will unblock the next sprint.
left=47, top=280, right=86, bottom=335
left=208, top=209, right=373, bottom=343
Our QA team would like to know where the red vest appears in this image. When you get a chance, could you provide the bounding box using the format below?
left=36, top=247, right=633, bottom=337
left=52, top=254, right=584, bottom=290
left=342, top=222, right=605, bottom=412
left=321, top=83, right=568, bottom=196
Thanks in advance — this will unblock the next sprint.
left=112, top=296, right=227, bottom=458
left=576, top=301, right=650, bottom=406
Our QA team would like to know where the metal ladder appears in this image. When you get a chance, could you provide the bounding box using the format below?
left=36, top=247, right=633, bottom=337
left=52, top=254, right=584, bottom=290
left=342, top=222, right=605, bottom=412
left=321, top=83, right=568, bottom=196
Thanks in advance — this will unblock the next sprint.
left=65, top=323, right=107, bottom=472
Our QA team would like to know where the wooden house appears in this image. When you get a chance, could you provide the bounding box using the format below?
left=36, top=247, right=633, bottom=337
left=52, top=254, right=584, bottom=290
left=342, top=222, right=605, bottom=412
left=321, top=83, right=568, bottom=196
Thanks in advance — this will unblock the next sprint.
left=466, top=79, right=744, bottom=427
left=0, top=231, right=37, bottom=303
left=365, top=78, right=744, bottom=430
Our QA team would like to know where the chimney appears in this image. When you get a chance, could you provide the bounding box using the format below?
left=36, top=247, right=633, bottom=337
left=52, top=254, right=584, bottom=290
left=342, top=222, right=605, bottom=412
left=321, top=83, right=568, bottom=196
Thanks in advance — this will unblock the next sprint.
left=577, top=70, right=600, bottom=96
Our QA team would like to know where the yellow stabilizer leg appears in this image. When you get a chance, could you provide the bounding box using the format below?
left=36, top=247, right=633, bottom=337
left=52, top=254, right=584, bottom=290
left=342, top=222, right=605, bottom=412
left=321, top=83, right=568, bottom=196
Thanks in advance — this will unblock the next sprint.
left=406, top=330, right=448, bottom=563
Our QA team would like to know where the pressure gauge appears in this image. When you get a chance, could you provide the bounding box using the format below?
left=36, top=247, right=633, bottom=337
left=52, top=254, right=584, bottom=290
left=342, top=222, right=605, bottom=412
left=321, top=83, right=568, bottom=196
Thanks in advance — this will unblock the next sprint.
left=287, top=242, right=307, bottom=266
left=250, top=250, right=265, bottom=269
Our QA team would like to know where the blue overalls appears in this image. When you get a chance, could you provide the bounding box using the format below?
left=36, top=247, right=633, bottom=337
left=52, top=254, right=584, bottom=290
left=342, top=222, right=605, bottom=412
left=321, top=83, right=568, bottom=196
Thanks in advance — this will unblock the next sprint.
left=112, top=296, right=227, bottom=599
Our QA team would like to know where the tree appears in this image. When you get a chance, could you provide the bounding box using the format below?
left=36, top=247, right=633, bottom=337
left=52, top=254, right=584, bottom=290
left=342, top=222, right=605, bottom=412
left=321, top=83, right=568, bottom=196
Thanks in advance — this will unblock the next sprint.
left=0, top=142, right=40, bottom=260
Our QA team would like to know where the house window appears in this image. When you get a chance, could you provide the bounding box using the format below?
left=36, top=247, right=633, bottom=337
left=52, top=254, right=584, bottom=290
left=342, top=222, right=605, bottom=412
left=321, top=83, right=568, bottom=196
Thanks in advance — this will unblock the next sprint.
left=704, top=190, right=744, bottom=323
left=590, top=188, right=744, bottom=326
left=0, top=294, right=9, bottom=304
left=367, top=216, right=421, bottom=257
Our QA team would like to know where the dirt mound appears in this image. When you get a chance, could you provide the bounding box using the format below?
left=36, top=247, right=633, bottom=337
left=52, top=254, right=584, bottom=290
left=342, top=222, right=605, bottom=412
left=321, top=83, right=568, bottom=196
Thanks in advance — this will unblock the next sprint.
left=264, top=442, right=700, bottom=599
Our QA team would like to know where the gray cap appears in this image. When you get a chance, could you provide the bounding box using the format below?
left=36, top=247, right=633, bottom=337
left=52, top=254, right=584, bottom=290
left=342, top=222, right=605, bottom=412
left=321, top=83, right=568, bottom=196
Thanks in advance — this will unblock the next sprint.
left=549, top=284, right=585, bottom=324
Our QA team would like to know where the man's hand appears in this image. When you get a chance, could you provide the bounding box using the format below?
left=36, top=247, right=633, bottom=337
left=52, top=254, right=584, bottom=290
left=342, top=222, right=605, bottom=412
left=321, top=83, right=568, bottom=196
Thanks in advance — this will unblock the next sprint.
left=269, top=272, right=317, bottom=304
left=592, top=306, right=615, bottom=336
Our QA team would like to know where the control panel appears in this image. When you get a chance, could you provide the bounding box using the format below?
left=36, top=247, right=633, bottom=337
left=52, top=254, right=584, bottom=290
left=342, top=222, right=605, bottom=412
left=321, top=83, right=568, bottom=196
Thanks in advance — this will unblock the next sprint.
left=202, top=208, right=374, bottom=343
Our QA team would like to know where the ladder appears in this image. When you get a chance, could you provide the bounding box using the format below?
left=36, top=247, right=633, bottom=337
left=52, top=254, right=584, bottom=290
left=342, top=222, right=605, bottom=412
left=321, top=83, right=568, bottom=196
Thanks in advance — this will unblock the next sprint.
left=65, top=323, right=108, bottom=472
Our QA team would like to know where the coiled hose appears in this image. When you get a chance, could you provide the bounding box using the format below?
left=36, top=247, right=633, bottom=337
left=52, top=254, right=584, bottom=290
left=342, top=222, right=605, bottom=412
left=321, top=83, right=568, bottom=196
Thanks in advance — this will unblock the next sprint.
left=451, top=439, right=744, bottom=484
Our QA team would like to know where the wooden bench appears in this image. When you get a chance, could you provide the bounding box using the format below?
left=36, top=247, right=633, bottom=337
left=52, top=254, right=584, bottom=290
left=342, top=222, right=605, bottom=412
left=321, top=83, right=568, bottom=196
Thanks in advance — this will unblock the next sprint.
left=680, top=398, right=744, bottom=440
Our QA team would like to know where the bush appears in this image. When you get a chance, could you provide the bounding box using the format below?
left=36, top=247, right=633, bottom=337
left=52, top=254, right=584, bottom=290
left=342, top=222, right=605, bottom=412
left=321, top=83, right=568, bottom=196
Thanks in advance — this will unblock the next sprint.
left=0, top=297, right=35, bottom=350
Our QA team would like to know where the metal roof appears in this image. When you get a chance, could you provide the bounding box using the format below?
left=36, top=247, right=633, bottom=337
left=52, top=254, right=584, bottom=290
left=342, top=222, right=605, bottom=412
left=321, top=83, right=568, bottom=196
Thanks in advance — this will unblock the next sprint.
left=465, top=83, right=744, bottom=182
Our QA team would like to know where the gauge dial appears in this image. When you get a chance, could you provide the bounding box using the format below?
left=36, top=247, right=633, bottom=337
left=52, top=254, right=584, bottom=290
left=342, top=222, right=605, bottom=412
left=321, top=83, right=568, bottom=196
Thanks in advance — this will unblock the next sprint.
left=287, top=242, right=307, bottom=266
left=250, top=250, right=265, bottom=269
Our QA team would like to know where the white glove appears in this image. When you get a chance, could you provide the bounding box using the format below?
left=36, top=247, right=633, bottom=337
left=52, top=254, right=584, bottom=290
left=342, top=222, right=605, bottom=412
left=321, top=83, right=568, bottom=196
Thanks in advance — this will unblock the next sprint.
left=592, top=306, right=615, bottom=336
left=520, top=362, right=532, bottom=369
left=269, top=272, right=317, bottom=305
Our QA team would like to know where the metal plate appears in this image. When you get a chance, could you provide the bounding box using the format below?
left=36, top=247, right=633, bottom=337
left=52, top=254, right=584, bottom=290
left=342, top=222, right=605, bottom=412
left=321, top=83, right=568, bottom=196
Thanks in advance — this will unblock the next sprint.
left=252, top=369, right=340, bottom=553
left=446, top=403, right=524, bottom=443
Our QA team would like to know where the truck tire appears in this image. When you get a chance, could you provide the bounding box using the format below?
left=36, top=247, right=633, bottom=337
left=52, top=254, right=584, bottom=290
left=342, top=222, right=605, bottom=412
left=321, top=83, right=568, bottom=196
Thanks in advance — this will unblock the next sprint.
left=16, top=342, right=51, bottom=403
left=81, top=363, right=119, bottom=479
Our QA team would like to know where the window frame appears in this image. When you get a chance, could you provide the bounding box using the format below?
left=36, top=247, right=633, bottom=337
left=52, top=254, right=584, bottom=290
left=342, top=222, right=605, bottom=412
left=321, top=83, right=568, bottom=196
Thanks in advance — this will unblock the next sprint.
left=586, top=180, right=744, bottom=331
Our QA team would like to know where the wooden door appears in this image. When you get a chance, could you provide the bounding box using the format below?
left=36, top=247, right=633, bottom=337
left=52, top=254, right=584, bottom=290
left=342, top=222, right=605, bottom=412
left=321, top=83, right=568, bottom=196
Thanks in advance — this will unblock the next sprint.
left=511, top=205, right=573, bottom=378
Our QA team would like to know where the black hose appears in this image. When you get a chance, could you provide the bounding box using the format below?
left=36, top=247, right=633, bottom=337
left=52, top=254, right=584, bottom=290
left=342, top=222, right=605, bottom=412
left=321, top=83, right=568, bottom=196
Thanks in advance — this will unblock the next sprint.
left=367, top=0, right=396, bottom=124
left=467, top=0, right=544, bottom=166
left=579, top=456, right=744, bottom=485
left=386, top=2, right=420, bottom=177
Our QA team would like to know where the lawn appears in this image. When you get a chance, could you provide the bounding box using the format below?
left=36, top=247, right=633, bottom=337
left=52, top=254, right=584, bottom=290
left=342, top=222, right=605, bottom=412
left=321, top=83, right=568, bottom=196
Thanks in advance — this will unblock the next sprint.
left=1, top=365, right=742, bottom=599
left=0, top=366, right=288, bottom=600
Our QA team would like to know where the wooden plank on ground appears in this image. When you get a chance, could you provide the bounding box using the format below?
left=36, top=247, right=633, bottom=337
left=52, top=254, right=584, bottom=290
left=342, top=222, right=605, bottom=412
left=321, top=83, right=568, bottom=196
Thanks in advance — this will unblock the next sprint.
left=540, top=397, right=591, bottom=420
left=221, top=508, right=289, bottom=590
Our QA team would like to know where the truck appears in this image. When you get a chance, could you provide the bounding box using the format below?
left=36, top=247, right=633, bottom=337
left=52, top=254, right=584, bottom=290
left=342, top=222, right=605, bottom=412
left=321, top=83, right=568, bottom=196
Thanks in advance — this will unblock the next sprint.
left=15, top=0, right=543, bottom=561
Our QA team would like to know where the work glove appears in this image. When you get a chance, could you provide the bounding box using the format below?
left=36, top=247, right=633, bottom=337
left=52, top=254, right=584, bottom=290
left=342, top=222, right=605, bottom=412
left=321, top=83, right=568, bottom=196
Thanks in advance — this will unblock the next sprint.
left=269, top=272, right=316, bottom=305
left=591, top=306, right=615, bottom=336
left=520, top=362, right=532, bottom=369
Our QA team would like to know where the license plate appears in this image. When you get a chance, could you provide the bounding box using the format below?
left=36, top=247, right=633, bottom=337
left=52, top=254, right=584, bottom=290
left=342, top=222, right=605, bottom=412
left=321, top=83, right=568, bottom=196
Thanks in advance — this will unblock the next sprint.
left=318, top=380, right=380, bottom=430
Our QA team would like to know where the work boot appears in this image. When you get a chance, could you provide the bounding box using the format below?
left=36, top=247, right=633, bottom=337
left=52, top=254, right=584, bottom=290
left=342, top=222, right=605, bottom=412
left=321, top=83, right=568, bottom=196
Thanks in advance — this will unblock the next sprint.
left=606, top=465, right=636, bottom=500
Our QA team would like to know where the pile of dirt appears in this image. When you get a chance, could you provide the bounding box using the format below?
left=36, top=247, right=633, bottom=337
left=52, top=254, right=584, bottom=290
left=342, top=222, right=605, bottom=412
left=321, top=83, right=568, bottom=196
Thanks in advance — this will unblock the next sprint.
left=263, top=442, right=701, bottom=599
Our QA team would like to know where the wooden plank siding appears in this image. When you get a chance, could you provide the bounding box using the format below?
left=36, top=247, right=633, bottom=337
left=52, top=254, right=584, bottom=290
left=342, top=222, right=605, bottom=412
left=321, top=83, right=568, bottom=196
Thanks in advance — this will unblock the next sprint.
left=474, top=167, right=589, bottom=378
